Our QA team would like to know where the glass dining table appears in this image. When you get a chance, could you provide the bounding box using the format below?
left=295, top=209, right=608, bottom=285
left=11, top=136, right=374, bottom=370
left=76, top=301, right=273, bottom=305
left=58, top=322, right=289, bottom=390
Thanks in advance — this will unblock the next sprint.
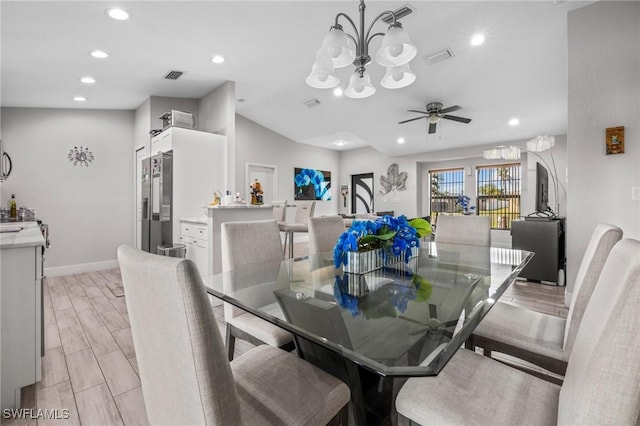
left=203, top=242, right=533, bottom=425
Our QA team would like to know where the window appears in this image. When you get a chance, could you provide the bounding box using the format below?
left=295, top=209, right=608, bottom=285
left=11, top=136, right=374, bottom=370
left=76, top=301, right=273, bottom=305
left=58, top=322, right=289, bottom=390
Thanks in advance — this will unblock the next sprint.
left=429, top=168, right=464, bottom=218
left=476, top=164, right=521, bottom=230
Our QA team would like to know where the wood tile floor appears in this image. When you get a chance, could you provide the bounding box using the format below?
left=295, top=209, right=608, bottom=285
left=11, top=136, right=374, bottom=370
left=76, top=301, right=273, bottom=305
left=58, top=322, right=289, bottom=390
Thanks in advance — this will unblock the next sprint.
left=4, top=241, right=567, bottom=425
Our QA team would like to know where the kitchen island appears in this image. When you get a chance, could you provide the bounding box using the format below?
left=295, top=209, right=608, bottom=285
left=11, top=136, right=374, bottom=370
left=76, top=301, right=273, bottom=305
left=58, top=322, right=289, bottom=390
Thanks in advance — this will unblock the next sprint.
left=1, top=222, right=45, bottom=409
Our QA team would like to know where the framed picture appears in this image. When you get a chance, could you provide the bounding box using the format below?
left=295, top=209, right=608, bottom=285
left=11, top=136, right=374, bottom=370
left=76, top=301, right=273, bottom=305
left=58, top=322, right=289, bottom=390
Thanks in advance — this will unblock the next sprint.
left=294, top=167, right=331, bottom=200
left=606, top=126, right=624, bottom=155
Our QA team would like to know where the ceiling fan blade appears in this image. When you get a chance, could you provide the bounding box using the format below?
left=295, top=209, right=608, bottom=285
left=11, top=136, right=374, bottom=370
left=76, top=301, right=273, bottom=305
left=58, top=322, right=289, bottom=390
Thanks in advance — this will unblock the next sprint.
left=408, top=109, right=429, bottom=115
left=442, top=114, right=472, bottom=124
left=398, top=116, right=427, bottom=124
left=428, top=122, right=437, bottom=134
left=439, top=105, right=462, bottom=114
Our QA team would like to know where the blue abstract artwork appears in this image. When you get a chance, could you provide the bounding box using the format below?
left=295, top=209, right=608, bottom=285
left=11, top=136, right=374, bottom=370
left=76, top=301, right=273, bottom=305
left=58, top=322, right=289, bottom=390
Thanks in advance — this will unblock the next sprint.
left=294, top=167, right=331, bottom=201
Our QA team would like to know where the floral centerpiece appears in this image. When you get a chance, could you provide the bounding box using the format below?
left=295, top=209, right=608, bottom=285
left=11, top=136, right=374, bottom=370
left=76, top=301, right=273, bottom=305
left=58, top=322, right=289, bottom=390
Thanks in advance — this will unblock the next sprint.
left=333, top=215, right=432, bottom=272
left=456, top=194, right=476, bottom=215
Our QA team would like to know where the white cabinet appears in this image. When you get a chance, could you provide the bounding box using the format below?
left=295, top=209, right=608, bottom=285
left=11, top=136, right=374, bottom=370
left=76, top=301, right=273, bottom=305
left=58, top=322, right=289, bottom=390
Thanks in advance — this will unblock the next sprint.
left=180, top=220, right=208, bottom=277
left=1, top=225, right=43, bottom=410
left=150, top=130, right=172, bottom=154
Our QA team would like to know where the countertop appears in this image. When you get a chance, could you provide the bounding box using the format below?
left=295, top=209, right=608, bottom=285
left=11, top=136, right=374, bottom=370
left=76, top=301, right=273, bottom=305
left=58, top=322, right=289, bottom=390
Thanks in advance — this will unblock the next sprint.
left=207, top=204, right=274, bottom=209
left=0, top=221, right=45, bottom=249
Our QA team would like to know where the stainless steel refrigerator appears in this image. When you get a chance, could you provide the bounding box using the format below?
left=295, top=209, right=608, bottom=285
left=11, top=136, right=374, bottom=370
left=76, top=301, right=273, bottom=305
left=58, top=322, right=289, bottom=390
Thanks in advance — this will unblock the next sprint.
left=141, top=152, right=173, bottom=253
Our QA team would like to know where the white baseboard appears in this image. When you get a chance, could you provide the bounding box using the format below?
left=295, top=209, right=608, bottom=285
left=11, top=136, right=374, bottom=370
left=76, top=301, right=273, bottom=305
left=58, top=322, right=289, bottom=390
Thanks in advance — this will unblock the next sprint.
left=45, top=259, right=119, bottom=277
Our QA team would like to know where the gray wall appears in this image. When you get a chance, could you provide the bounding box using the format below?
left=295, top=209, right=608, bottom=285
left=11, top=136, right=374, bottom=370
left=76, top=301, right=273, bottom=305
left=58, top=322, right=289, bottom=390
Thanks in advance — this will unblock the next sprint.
left=0, top=107, right=134, bottom=275
left=235, top=114, right=340, bottom=217
left=566, top=1, right=640, bottom=294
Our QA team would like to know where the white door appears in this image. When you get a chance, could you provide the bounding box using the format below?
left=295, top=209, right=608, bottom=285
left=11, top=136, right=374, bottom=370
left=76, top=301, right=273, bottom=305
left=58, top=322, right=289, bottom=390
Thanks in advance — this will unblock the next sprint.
left=247, top=164, right=277, bottom=204
left=135, top=147, right=146, bottom=249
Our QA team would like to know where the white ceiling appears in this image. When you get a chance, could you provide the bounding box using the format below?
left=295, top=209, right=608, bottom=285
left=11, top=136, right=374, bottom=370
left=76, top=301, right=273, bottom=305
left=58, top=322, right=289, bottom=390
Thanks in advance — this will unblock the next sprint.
left=1, top=1, right=588, bottom=156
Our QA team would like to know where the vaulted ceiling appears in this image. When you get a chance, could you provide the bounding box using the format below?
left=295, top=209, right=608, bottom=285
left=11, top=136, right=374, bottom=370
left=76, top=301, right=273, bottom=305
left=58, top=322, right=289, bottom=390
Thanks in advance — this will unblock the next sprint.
left=1, top=1, right=588, bottom=155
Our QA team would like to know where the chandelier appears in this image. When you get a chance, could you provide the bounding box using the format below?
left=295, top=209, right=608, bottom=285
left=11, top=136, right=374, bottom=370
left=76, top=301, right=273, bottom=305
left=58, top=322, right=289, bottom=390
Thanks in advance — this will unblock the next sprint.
left=306, top=0, right=417, bottom=99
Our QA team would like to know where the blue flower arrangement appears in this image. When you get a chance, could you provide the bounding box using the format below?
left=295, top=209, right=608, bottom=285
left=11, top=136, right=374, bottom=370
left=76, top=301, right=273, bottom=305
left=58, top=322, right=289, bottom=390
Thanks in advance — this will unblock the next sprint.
left=333, top=272, right=433, bottom=319
left=333, top=215, right=431, bottom=268
left=456, top=195, right=476, bottom=215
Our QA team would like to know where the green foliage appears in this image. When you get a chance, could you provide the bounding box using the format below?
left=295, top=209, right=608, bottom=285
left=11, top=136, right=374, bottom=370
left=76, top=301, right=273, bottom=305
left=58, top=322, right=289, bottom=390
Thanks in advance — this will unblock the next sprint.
left=408, top=218, right=432, bottom=238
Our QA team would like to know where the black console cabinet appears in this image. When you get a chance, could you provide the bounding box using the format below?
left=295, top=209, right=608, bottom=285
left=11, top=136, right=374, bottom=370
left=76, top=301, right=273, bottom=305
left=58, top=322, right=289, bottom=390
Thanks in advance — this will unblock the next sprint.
left=511, top=218, right=566, bottom=285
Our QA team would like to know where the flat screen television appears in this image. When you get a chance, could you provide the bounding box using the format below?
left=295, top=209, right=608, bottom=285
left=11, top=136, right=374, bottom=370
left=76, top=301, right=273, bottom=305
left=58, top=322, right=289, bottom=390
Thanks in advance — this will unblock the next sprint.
left=535, top=162, right=550, bottom=213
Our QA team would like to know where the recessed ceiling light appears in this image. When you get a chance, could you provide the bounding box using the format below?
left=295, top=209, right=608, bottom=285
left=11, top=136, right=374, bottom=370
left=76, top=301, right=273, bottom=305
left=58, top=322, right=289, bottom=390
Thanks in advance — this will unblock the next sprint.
left=397, top=137, right=406, bottom=144
left=73, top=96, right=87, bottom=102
left=90, top=50, right=109, bottom=59
left=80, top=76, right=96, bottom=84
left=471, top=34, right=485, bottom=46
left=211, top=55, right=225, bottom=64
left=509, top=118, right=520, bottom=126
left=334, top=140, right=346, bottom=146
left=106, top=8, right=129, bottom=21
left=333, top=87, right=343, bottom=97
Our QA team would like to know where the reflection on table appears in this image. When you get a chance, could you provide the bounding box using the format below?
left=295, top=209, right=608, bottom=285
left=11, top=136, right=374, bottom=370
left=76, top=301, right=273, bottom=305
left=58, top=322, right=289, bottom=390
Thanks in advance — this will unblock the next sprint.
left=203, top=243, right=532, bottom=424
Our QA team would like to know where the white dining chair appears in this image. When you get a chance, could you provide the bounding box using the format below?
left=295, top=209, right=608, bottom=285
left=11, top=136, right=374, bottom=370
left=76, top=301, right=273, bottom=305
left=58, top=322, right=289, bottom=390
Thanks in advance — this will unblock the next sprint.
left=279, top=201, right=316, bottom=258
left=434, top=215, right=491, bottom=246
left=271, top=199, right=287, bottom=223
left=396, top=238, right=640, bottom=425
left=221, top=220, right=294, bottom=360
left=469, top=223, right=623, bottom=375
left=308, top=215, right=346, bottom=255
left=117, top=245, right=350, bottom=425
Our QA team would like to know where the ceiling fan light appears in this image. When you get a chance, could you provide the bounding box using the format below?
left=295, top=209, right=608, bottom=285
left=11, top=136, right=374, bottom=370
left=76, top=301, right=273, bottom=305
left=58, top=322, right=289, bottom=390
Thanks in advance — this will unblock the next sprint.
left=306, top=62, right=340, bottom=89
left=375, top=24, right=417, bottom=67
left=321, top=27, right=355, bottom=69
left=344, top=72, right=376, bottom=99
left=427, top=114, right=441, bottom=124
left=380, top=64, right=416, bottom=89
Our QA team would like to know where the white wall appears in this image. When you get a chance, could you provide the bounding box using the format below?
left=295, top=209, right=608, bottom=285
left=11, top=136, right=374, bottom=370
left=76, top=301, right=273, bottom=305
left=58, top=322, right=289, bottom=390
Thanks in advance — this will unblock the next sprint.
left=566, top=1, right=640, bottom=293
left=339, top=147, right=417, bottom=217
left=235, top=114, right=340, bottom=217
left=199, top=82, right=236, bottom=190
left=0, top=108, right=135, bottom=275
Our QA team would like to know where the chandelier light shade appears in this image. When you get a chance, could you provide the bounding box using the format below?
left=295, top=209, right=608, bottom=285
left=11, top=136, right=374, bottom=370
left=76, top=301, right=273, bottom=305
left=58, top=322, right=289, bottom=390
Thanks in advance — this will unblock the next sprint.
left=380, top=64, right=416, bottom=89
left=344, top=71, right=376, bottom=98
left=526, top=135, right=556, bottom=152
left=307, top=0, right=417, bottom=99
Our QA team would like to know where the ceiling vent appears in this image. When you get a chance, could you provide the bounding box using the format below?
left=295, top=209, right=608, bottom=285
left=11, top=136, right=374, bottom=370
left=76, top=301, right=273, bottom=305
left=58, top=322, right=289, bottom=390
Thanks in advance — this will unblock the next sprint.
left=164, top=70, right=183, bottom=80
left=381, top=4, right=415, bottom=24
left=424, top=48, right=454, bottom=65
left=304, top=99, right=321, bottom=108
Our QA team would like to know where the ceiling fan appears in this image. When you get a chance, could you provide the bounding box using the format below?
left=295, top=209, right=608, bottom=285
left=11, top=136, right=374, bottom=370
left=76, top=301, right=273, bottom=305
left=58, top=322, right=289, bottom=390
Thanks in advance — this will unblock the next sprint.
left=398, top=102, right=472, bottom=134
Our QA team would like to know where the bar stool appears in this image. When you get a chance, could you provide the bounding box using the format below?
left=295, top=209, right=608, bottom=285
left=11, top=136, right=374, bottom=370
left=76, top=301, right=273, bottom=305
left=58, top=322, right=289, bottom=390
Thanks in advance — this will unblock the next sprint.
left=279, top=201, right=315, bottom=258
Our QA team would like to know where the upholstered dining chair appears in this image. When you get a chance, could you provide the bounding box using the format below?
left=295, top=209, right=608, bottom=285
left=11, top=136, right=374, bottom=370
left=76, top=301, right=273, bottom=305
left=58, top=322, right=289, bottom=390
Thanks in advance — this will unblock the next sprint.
left=117, top=245, right=350, bottom=425
left=396, top=238, right=640, bottom=425
left=271, top=200, right=287, bottom=223
left=221, top=219, right=294, bottom=360
left=434, top=215, right=491, bottom=246
left=279, top=201, right=316, bottom=258
left=308, top=216, right=346, bottom=255
left=469, top=223, right=623, bottom=375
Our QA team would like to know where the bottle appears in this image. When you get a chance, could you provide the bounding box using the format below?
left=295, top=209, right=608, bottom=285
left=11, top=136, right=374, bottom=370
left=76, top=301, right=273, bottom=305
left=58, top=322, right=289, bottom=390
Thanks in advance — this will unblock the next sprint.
left=9, top=194, right=17, bottom=220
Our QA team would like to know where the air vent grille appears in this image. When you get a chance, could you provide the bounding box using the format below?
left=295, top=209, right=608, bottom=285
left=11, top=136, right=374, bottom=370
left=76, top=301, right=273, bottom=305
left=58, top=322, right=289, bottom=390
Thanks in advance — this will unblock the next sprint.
left=381, top=4, right=414, bottom=24
left=424, top=48, right=454, bottom=65
left=164, top=71, right=183, bottom=80
left=304, top=99, right=321, bottom=108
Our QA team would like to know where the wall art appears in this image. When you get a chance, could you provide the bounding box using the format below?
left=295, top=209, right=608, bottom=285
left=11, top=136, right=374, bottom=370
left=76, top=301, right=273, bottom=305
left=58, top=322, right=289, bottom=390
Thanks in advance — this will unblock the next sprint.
left=294, top=167, right=331, bottom=200
left=605, top=126, right=624, bottom=155
left=379, top=163, right=407, bottom=194
left=68, top=146, right=94, bottom=166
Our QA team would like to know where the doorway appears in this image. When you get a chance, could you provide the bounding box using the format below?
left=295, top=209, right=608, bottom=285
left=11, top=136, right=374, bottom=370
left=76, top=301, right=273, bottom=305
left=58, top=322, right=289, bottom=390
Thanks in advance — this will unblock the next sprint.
left=246, top=163, right=277, bottom=204
left=351, top=173, right=374, bottom=213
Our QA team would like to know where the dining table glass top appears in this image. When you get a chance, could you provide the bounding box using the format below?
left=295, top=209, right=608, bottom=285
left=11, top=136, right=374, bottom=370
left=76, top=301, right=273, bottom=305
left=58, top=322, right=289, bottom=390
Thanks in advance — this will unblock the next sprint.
left=203, top=242, right=533, bottom=377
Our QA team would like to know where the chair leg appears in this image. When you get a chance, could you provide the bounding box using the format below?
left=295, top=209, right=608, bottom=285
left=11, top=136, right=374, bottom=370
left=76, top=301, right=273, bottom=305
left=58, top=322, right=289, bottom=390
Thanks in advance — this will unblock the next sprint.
left=283, top=232, right=288, bottom=256
left=225, top=325, right=236, bottom=361
left=288, top=231, right=294, bottom=259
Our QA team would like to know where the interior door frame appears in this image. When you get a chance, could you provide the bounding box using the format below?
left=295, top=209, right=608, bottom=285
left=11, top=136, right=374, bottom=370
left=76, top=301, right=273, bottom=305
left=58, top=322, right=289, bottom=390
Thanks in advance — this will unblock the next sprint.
left=245, top=162, right=278, bottom=204
left=134, top=146, right=147, bottom=249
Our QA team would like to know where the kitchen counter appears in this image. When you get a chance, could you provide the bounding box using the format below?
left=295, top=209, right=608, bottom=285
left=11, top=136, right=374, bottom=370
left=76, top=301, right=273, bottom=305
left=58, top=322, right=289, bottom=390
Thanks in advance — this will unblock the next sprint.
left=0, top=221, right=45, bottom=249
left=208, top=204, right=274, bottom=209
